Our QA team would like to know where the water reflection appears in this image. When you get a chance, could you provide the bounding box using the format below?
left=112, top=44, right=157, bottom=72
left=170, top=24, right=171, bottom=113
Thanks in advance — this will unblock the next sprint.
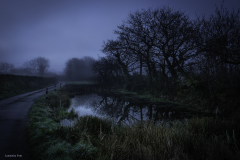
left=60, top=119, right=76, bottom=127
left=69, top=94, right=107, bottom=118
left=61, top=93, right=194, bottom=127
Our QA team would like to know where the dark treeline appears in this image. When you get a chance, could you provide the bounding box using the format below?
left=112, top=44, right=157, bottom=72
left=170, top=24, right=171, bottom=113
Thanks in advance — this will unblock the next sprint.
left=63, top=56, right=99, bottom=81
left=92, top=4, right=240, bottom=114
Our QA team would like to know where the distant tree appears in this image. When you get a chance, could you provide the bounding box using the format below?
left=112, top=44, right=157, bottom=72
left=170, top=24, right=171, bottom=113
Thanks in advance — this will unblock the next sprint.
left=35, top=57, right=50, bottom=76
left=64, top=56, right=97, bottom=81
left=82, top=56, right=96, bottom=66
left=64, top=58, right=82, bottom=80
left=0, top=62, right=14, bottom=74
left=23, top=57, right=50, bottom=76
left=81, top=56, right=97, bottom=77
left=23, top=60, right=38, bottom=75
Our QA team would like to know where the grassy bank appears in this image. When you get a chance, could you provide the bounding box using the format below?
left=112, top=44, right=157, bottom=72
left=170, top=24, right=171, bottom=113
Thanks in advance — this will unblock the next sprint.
left=0, top=74, right=57, bottom=100
left=26, top=84, right=240, bottom=160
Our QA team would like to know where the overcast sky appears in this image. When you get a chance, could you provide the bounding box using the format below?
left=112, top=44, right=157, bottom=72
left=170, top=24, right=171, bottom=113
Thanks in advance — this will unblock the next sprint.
left=0, top=0, right=239, bottom=73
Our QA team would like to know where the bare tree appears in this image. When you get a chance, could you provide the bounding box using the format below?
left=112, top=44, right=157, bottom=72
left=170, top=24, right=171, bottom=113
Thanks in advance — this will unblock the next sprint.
left=195, top=2, right=240, bottom=65
left=35, top=57, right=50, bottom=76
left=23, top=57, right=50, bottom=76
left=102, top=6, right=198, bottom=87
left=101, top=39, right=132, bottom=80
left=23, top=60, right=38, bottom=75
left=0, top=62, right=14, bottom=74
left=194, top=1, right=240, bottom=83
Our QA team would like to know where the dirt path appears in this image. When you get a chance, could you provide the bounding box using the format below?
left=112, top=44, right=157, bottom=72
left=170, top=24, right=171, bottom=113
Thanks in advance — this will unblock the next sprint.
left=0, top=82, right=64, bottom=160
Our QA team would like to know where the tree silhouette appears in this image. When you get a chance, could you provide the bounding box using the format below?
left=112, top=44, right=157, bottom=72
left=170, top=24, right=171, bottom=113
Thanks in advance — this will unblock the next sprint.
left=23, top=57, right=50, bottom=76
left=0, top=62, right=14, bottom=74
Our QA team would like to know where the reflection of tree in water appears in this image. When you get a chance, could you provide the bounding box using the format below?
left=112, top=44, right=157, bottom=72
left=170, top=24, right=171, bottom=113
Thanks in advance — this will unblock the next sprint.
left=91, top=94, right=128, bottom=121
left=85, top=93, right=203, bottom=126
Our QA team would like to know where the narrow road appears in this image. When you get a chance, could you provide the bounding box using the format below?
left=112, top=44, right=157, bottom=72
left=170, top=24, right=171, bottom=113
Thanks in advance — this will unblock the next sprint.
left=0, top=82, right=64, bottom=160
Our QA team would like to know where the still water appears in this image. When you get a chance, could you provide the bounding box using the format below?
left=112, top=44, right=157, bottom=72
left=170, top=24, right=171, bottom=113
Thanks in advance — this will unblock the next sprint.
left=60, top=93, right=190, bottom=127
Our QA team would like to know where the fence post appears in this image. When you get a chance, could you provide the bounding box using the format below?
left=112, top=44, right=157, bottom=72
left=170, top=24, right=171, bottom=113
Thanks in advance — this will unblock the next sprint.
left=46, top=88, right=48, bottom=99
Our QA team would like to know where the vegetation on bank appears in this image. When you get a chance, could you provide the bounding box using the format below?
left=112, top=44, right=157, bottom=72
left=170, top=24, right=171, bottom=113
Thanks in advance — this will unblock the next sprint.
left=0, top=74, right=57, bottom=100
left=26, top=84, right=240, bottom=160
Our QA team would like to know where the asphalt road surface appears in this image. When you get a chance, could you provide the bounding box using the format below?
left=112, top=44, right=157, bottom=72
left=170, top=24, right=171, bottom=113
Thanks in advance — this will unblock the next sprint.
left=0, top=82, right=64, bottom=160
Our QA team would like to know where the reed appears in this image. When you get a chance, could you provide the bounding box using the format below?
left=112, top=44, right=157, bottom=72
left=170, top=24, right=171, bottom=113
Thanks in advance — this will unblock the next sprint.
left=97, top=118, right=240, bottom=160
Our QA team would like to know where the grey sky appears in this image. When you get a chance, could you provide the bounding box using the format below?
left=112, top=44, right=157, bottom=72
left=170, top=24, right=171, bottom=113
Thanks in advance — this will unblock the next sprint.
left=0, top=0, right=239, bottom=73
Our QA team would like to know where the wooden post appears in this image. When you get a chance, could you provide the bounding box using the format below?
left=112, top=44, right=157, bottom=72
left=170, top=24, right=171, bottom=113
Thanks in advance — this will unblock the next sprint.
left=45, top=88, right=48, bottom=99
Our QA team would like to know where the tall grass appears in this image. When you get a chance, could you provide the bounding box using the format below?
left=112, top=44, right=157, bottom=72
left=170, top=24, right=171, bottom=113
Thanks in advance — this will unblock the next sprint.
left=94, top=117, right=240, bottom=160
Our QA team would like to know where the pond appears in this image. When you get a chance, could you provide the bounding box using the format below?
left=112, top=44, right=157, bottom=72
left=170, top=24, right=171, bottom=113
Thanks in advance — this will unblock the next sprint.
left=60, top=93, right=199, bottom=127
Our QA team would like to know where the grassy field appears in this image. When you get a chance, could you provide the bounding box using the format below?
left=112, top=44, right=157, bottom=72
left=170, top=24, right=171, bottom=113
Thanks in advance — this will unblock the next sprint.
left=26, top=83, right=240, bottom=160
